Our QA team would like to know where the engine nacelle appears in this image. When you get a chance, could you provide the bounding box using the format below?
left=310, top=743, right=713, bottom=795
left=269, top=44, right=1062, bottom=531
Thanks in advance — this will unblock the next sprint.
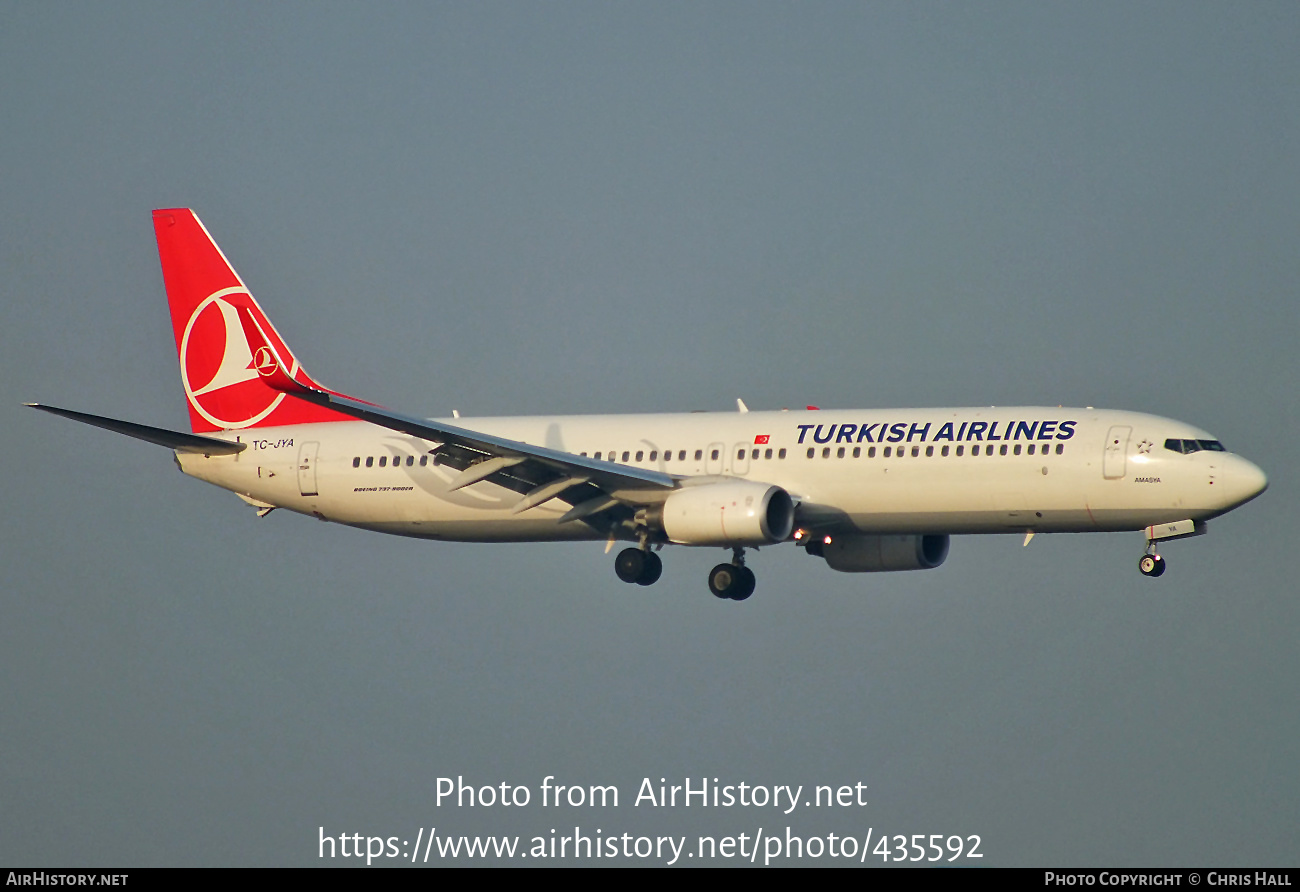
left=660, top=480, right=795, bottom=546
left=822, top=534, right=949, bottom=573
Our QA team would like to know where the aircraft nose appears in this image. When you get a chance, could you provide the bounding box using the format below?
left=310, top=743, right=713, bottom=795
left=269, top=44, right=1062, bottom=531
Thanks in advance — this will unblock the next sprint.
left=1221, top=455, right=1268, bottom=508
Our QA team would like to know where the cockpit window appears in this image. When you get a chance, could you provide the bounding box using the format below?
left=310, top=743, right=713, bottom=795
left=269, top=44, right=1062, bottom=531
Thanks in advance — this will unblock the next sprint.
left=1164, top=438, right=1227, bottom=454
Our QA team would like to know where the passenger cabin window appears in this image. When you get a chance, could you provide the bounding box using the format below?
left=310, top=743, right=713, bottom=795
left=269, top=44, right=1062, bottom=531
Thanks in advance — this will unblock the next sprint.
left=622, top=451, right=630, bottom=462
left=926, top=445, right=934, bottom=457
left=650, top=450, right=658, bottom=461
left=765, top=448, right=773, bottom=459
left=711, top=449, right=719, bottom=460
left=778, top=448, right=787, bottom=459
left=366, top=456, right=374, bottom=467
left=837, top=446, right=845, bottom=458
left=678, top=450, right=686, bottom=461
left=352, top=457, right=360, bottom=468
left=956, top=445, right=963, bottom=456
left=636, top=450, right=644, bottom=462
left=420, top=456, right=428, bottom=466
left=695, top=449, right=703, bottom=461
left=379, top=456, right=387, bottom=467
left=852, top=447, right=860, bottom=458
left=1055, top=444, right=1064, bottom=455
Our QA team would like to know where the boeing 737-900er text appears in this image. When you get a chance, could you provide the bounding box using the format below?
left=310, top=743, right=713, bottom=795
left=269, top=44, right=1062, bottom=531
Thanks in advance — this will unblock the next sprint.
left=29, top=209, right=1269, bottom=600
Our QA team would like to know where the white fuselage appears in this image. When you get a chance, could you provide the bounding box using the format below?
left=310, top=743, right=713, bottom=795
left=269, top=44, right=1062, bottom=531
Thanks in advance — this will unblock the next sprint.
left=175, top=407, right=1267, bottom=544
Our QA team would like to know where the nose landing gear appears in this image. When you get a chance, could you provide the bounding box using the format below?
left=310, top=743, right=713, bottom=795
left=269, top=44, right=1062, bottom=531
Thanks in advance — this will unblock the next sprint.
left=1139, top=546, right=1166, bottom=577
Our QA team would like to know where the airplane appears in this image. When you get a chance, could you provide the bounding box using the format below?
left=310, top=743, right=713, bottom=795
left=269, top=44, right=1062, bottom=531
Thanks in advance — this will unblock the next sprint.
left=28, top=209, right=1269, bottom=601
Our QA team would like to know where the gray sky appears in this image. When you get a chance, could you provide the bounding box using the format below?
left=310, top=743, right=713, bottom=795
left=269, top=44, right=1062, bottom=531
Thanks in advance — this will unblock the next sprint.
left=3, top=2, right=1296, bottom=866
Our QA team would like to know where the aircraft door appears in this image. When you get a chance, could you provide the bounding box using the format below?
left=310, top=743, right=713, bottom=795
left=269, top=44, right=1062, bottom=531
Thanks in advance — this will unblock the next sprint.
left=1103, top=426, right=1131, bottom=479
left=298, top=441, right=320, bottom=496
left=706, top=442, right=725, bottom=475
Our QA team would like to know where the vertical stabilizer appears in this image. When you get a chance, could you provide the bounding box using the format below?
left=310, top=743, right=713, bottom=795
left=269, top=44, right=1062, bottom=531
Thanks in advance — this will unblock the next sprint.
left=152, top=209, right=349, bottom=432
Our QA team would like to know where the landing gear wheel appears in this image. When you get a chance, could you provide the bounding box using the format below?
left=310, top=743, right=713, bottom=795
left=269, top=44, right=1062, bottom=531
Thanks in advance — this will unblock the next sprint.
left=708, top=563, right=757, bottom=600
left=615, top=547, right=662, bottom=585
left=636, top=551, right=662, bottom=586
left=615, top=548, right=647, bottom=583
left=1139, top=553, right=1166, bottom=577
left=730, top=566, right=756, bottom=601
left=709, top=563, right=739, bottom=599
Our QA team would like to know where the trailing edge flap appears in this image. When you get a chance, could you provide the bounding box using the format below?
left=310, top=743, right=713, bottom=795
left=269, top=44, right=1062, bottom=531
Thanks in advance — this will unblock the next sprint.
left=26, top=404, right=247, bottom=455
left=233, top=307, right=675, bottom=494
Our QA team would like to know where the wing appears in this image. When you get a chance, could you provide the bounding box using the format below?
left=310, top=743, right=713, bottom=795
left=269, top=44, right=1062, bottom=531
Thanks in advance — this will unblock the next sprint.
left=236, top=307, right=677, bottom=525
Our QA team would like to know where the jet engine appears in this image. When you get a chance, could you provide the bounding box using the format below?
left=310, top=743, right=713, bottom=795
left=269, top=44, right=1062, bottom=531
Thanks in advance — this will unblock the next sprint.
left=822, top=534, right=949, bottom=573
left=659, top=480, right=795, bottom=546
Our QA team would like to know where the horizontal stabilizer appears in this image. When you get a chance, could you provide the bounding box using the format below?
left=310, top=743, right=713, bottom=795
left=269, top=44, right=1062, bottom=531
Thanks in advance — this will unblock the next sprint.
left=26, top=404, right=246, bottom=455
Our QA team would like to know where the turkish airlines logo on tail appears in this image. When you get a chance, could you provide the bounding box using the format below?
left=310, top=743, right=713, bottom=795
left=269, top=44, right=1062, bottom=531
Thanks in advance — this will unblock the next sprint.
left=252, top=345, right=278, bottom=376
left=180, top=288, right=293, bottom=429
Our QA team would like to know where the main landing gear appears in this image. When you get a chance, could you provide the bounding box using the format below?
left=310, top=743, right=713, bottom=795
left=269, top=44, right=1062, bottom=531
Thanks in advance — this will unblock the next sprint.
left=615, top=547, right=662, bottom=586
left=708, top=548, right=756, bottom=601
left=1139, top=543, right=1167, bottom=577
left=613, top=545, right=758, bottom=600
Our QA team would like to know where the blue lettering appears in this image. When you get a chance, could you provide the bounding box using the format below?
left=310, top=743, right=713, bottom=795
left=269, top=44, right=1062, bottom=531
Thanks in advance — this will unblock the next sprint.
left=987, top=421, right=1003, bottom=441
left=812, top=424, right=836, bottom=444
left=796, top=424, right=815, bottom=444
left=967, top=421, right=988, bottom=441
left=856, top=423, right=880, bottom=443
left=836, top=423, right=858, bottom=444
left=907, top=422, right=931, bottom=442
left=957, top=421, right=969, bottom=441
left=1038, top=421, right=1058, bottom=440
left=887, top=422, right=906, bottom=443
left=1055, top=420, right=1076, bottom=440
left=934, top=422, right=955, bottom=442
left=1014, top=421, right=1038, bottom=441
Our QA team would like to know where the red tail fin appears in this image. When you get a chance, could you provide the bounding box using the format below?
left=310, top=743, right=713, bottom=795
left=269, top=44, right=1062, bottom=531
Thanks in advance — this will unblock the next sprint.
left=153, top=209, right=351, bottom=432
